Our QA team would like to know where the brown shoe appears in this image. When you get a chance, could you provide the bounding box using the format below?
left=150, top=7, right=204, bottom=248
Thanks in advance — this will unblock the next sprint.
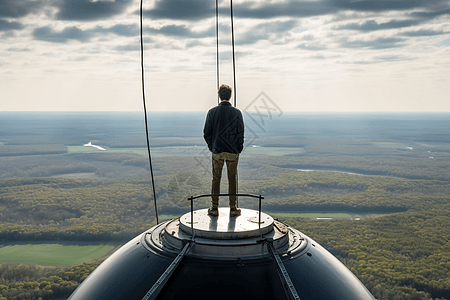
left=208, top=207, right=219, bottom=216
left=230, top=207, right=241, bottom=217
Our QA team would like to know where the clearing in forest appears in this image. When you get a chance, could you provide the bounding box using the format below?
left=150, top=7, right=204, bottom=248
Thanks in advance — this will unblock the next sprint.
left=0, top=244, right=115, bottom=265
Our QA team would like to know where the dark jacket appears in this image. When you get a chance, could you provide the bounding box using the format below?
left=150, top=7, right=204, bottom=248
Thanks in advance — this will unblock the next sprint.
left=203, top=101, right=244, bottom=154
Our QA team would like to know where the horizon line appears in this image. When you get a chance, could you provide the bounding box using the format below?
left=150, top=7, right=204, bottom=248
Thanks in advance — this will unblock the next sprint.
left=1, top=111, right=449, bottom=113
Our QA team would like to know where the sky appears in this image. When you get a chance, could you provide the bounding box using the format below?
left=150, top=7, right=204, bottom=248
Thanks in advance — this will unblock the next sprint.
left=1, top=0, right=449, bottom=112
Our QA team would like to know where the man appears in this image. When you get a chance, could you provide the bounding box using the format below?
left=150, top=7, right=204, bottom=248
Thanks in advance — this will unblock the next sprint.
left=203, top=84, right=244, bottom=217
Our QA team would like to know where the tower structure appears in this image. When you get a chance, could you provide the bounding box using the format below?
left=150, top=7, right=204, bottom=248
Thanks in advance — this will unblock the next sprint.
left=69, top=204, right=375, bottom=300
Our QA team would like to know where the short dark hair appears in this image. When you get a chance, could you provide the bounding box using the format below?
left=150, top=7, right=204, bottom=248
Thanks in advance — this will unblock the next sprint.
left=218, top=84, right=232, bottom=101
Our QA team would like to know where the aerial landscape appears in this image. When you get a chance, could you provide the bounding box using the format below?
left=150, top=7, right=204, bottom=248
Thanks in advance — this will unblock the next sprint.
left=1, top=112, right=449, bottom=299
left=1, top=0, right=450, bottom=299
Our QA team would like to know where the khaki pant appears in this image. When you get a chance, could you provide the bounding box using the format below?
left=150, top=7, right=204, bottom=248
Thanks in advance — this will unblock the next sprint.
left=211, top=152, right=239, bottom=208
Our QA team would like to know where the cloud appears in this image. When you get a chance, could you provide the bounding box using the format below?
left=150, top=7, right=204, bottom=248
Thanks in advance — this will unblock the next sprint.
left=33, top=26, right=93, bottom=43
left=337, top=19, right=420, bottom=31
left=185, top=40, right=205, bottom=48
left=340, top=37, right=405, bottom=49
left=113, top=44, right=140, bottom=52
left=113, top=37, right=152, bottom=51
left=238, top=20, right=298, bottom=45
left=435, top=39, right=450, bottom=47
left=95, top=24, right=138, bottom=37
left=346, top=54, right=416, bottom=64
left=334, top=0, right=432, bottom=12
left=373, top=54, right=415, bottom=62
left=146, top=24, right=214, bottom=38
left=334, top=1, right=450, bottom=33
left=30, top=22, right=213, bottom=44
left=54, top=0, right=133, bottom=21
left=0, top=19, right=24, bottom=31
left=98, top=23, right=213, bottom=39
left=148, top=25, right=194, bottom=37
left=409, top=7, right=450, bottom=19
left=401, top=30, right=449, bottom=37
left=233, top=1, right=333, bottom=19
left=108, top=24, right=138, bottom=36
left=0, top=0, right=44, bottom=18
left=143, top=0, right=214, bottom=21
left=31, top=24, right=140, bottom=44
left=435, top=37, right=450, bottom=47
left=232, top=0, right=450, bottom=20
left=139, top=0, right=450, bottom=23
left=298, top=43, right=327, bottom=51
left=7, top=47, right=31, bottom=52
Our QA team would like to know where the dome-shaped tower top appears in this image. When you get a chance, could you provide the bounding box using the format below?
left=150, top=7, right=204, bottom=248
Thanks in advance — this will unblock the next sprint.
left=69, top=199, right=376, bottom=300
left=149, top=207, right=295, bottom=261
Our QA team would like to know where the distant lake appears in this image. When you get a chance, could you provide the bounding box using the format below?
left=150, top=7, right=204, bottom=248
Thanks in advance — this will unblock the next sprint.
left=297, top=169, right=367, bottom=176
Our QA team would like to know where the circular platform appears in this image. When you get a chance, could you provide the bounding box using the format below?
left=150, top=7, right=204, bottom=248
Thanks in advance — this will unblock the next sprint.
left=178, top=208, right=274, bottom=239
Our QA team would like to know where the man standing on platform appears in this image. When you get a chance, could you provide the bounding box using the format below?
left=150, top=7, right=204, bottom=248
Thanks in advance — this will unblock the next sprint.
left=203, top=84, right=244, bottom=217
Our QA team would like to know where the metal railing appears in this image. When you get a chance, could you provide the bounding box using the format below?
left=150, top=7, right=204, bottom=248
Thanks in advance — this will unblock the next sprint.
left=186, top=193, right=300, bottom=299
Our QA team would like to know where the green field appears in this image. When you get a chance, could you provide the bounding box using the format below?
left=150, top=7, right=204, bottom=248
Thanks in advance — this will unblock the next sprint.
left=159, top=214, right=180, bottom=221
left=242, top=146, right=304, bottom=156
left=0, top=244, right=115, bottom=265
left=105, top=148, right=148, bottom=155
left=67, top=146, right=105, bottom=153
left=269, top=212, right=352, bottom=219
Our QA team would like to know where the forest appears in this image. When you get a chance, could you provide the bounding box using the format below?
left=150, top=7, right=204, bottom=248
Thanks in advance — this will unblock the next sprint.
left=1, top=157, right=449, bottom=299
left=285, top=206, right=450, bottom=300
left=1, top=112, right=450, bottom=300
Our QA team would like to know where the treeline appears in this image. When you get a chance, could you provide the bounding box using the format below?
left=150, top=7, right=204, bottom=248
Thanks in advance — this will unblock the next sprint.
left=1, top=170, right=450, bottom=241
left=0, top=178, right=162, bottom=242
left=240, top=151, right=450, bottom=184
left=2, top=142, right=449, bottom=183
left=0, top=175, right=208, bottom=227
left=1, top=160, right=449, bottom=299
left=265, top=153, right=450, bottom=181
left=0, top=152, right=151, bottom=179
left=0, top=152, right=207, bottom=180
left=2, top=206, right=449, bottom=300
left=281, top=205, right=450, bottom=300
left=0, top=145, right=67, bottom=157
left=239, top=170, right=450, bottom=211
left=102, top=136, right=205, bottom=148
left=0, top=261, right=101, bottom=300
left=0, top=223, right=138, bottom=243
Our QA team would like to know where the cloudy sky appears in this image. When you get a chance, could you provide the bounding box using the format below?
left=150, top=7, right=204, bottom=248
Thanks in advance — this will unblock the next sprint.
left=1, top=0, right=449, bottom=112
